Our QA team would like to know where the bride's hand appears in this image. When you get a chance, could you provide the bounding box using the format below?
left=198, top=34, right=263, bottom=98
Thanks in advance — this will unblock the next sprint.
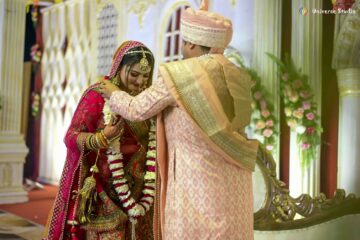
left=103, top=116, right=124, bottom=141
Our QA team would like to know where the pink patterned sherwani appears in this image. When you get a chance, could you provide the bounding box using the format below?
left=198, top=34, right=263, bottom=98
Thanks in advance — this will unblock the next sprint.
left=110, top=73, right=254, bottom=240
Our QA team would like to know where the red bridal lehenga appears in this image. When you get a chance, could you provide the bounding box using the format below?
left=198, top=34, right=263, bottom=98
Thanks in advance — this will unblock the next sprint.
left=44, top=84, right=154, bottom=240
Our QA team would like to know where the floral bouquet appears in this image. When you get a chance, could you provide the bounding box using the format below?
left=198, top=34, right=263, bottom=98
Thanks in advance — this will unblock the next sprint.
left=245, top=66, right=278, bottom=153
left=268, top=53, right=322, bottom=168
left=225, top=48, right=278, bottom=153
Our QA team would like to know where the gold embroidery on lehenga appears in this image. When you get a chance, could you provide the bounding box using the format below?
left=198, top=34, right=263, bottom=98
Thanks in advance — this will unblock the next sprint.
left=76, top=119, right=153, bottom=238
left=81, top=191, right=128, bottom=232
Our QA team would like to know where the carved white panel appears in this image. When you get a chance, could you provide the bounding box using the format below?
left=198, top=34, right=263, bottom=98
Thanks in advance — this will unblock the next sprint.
left=40, top=0, right=93, bottom=184
left=97, top=3, right=118, bottom=76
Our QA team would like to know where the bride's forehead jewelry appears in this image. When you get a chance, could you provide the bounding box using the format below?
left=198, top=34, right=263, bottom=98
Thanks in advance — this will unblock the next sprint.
left=125, top=47, right=152, bottom=72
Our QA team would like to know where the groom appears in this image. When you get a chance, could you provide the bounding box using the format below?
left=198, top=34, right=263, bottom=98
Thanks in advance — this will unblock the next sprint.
left=99, top=1, right=258, bottom=239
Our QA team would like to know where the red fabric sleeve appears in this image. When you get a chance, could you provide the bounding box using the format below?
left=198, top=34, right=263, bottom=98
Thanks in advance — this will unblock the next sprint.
left=64, top=87, right=105, bottom=152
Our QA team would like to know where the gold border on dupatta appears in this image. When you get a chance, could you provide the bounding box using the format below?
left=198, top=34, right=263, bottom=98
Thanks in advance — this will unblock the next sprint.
left=161, top=57, right=258, bottom=171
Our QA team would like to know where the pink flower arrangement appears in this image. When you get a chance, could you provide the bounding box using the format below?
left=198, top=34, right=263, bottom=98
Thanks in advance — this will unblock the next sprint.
left=300, top=90, right=311, bottom=99
left=261, top=109, right=271, bottom=118
left=266, top=144, right=274, bottom=151
left=292, top=79, right=303, bottom=89
left=263, top=128, right=273, bottom=138
left=238, top=62, right=278, bottom=154
left=293, top=108, right=304, bottom=119
left=306, top=127, right=315, bottom=135
left=268, top=53, right=322, bottom=168
left=233, top=57, right=278, bottom=154
left=260, top=100, right=267, bottom=110
left=303, top=101, right=311, bottom=110
left=306, top=112, right=315, bottom=120
left=265, top=119, right=274, bottom=127
left=301, top=142, right=311, bottom=150
left=254, top=91, right=262, bottom=100
left=289, top=92, right=299, bottom=102
left=256, top=119, right=266, bottom=130
left=31, top=44, right=42, bottom=63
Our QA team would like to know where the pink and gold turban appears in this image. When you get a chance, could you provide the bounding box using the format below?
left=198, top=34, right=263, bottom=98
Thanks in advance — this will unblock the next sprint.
left=180, top=0, right=233, bottom=53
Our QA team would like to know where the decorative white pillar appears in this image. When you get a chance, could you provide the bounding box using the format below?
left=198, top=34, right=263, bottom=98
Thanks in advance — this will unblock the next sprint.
left=0, top=0, right=29, bottom=204
left=252, top=0, right=282, bottom=174
left=332, top=0, right=360, bottom=195
left=290, top=0, right=322, bottom=197
left=0, top=0, right=4, bottom=77
left=337, top=69, right=360, bottom=195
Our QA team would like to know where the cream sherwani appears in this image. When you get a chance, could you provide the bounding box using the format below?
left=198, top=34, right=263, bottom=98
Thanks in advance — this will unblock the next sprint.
left=109, top=55, right=257, bottom=240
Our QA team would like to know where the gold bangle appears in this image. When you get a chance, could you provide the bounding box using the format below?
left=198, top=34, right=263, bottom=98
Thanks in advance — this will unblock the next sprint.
left=95, top=132, right=108, bottom=149
left=85, top=135, right=94, bottom=150
left=90, top=134, right=97, bottom=150
left=97, top=132, right=109, bottom=148
left=100, top=130, right=111, bottom=144
left=94, top=133, right=102, bottom=149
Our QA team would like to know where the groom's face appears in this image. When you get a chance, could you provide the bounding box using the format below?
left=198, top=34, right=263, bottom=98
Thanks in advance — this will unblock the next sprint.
left=181, top=40, right=203, bottom=59
left=181, top=40, right=192, bottom=59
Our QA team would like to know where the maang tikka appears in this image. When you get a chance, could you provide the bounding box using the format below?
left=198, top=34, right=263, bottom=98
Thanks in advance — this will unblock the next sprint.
left=139, top=47, right=150, bottom=72
left=125, top=47, right=151, bottom=73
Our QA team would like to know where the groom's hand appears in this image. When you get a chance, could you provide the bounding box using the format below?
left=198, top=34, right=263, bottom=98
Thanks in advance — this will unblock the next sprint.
left=98, top=80, right=120, bottom=99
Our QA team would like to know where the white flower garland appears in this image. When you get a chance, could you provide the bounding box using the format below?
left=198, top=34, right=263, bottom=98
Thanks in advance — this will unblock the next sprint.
left=103, top=99, right=156, bottom=222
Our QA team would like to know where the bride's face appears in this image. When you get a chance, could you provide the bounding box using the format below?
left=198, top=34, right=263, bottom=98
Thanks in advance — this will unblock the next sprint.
left=119, top=63, right=151, bottom=92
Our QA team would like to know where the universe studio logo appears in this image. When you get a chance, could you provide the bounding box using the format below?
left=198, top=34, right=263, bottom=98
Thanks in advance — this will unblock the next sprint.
left=312, top=8, right=356, bottom=14
left=299, top=6, right=356, bottom=15
left=299, top=7, right=309, bottom=16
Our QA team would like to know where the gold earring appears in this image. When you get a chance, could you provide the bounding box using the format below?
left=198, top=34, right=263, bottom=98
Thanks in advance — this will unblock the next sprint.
left=112, top=78, right=120, bottom=87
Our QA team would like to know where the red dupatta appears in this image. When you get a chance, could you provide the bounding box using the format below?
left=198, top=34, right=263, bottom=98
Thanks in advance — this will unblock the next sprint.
left=44, top=84, right=104, bottom=239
